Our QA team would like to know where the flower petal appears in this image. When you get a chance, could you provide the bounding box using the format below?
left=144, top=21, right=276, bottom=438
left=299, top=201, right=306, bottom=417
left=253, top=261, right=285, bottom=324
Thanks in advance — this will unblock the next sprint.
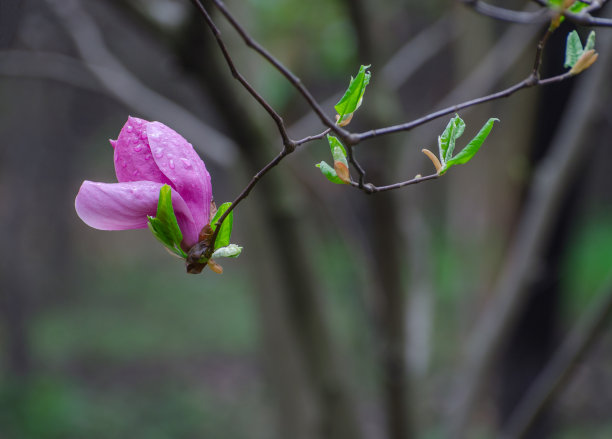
left=75, top=180, right=199, bottom=246
left=147, top=121, right=212, bottom=232
left=113, top=116, right=171, bottom=185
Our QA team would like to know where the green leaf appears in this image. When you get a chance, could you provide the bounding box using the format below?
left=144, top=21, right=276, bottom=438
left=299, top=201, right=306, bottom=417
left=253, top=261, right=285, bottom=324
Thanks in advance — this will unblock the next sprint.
left=334, top=65, right=371, bottom=124
left=210, top=202, right=233, bottom=250
left=327, top=135, right=346, bottom=157
left=147, top=184, right=187, bottom=258
left=565, top=30, right=584, bottom=68
left=440, top=118, right=499, bottom=175
left=316, top=161, right=345, bottom=184
left=212, top=244, right=243, bottom=259
left=568, top=1, right=589, bottom=13
left=584, top=30, right=596, bottom=51
left=438, top=115, right=465, bottom=164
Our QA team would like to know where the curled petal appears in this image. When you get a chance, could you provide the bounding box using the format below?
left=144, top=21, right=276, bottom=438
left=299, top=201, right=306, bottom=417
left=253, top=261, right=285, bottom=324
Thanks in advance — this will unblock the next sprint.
left=75, top=180, right=199, bottom=246
left=147, top=122, right=212, bottom=232
left=113, top=116, right=170, bottom=185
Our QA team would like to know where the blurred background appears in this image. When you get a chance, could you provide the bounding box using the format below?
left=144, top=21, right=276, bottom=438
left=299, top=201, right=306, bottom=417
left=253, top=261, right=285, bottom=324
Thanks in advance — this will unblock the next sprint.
left=1, top=0, right=612, bottom=438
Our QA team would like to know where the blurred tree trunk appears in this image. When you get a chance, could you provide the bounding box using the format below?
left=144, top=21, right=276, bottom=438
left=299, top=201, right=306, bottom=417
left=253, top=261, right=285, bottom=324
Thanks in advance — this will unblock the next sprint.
left=342, top=0, right=414, bottom=437
left=172, top=8, right=364, bottom=439
left=497, top=23, right=578, bottom=438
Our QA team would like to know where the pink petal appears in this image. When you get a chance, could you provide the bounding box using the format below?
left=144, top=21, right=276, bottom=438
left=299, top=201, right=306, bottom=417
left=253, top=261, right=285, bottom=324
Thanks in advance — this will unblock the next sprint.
left=147, top=121, right=212, bottom=232
left=75, top=180, right=199, bottom=246
left=113, top=116, right=171, bottom=185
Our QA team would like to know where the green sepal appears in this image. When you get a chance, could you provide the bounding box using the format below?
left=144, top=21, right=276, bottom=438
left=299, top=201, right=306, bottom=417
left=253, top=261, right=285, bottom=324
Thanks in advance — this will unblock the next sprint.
left=147, top=184, right=188, bottom=258
left=212, top=244, right=243, bottom=259
left=210, top=202, right=233, bottom=250
left=335, top=64, right=371, bottom=125
left=438, top=114, right=466, bottom=165
left=440, top=118, right=499, bottom=175
left=316, top=161, right=345, bottom=184
left=565, top=30, right=584, bottom=68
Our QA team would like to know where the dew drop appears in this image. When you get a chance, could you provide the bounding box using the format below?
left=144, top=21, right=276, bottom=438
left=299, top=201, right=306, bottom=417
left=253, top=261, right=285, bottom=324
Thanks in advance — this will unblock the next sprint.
left=155, top=148, right=163, bottom=158
left=144, top=154, right=152, bottom=161
left=134, top=145, right=142, bottom=152
left=169, top=159, right=175, bottom=169
left=180, top=158, right=192, bottom=169
left=133, top=170, right=139, bottom=177
left=126, top=125, right=133, bottom=132
left=121, top=161, right=127, bottom=168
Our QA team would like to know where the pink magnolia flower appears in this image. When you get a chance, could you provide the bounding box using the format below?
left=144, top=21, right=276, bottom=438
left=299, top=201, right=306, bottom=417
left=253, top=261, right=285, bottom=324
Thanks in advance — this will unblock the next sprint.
left=75, top=116, right=212, bottom=248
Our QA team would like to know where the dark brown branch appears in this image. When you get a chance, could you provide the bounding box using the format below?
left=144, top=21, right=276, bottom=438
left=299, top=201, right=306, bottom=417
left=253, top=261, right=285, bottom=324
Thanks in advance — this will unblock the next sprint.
left=463, top=0, right=612, bottom=27
left=204, top=147, right=290, bottom=258
left=189, top=0, right=295, bottom=151
left=459, top=0, right=551, bottom=24
left=350, top=173, right=439, bottom=194
left=356, top=71, right=572, bottom=142
left=204, top=0, right=353, bottom=142
left=532, top=27, right=554, bottom=78
left=499, top=281, right=612, bottom=439
left=295, top=128, right=331, bottom=147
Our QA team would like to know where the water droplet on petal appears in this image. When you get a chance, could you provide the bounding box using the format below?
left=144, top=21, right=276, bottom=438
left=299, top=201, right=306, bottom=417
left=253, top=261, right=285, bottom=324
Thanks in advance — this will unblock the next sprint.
left=169, top=159, right=175, bottom=169
left=144, top=154, right=152, bottom=161
left=155, top=148, right=163, bottom=158
left=121, top=161, right=127, bottom=168
left=141, top=132, right=148, bottom=140
left=134, top=145, right=142, bottom=152
left=126, top=125, right=133, bottom=132
left=133, top=170, right=139, bottom=177
left=180, top=158, right=192, bottom=169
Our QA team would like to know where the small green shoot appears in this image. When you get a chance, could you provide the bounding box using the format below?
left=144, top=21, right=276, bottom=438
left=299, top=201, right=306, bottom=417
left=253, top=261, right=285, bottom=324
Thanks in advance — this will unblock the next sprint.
left=423, top=115, right=499, bottom=175
left=564, top=30, right=598, bottom=74
left=335, top=65, right=371, bottom=126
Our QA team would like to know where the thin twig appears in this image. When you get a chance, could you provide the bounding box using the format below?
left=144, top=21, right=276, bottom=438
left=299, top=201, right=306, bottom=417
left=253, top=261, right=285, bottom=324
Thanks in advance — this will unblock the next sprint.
left=204, top=148, right=290, bottom=257
left=294, top=128, right=331, bottom=147
left=532, top=27, right=554, bottom=78
left=204, top=0, right=355, bottom=143
left=459, top=0, right=552, bottom=24
left=350, top=173, right=439, bottom=194
left=356, top=71, right=572, bottom=142
left=462, top=0, right=612, bottom=26
left=189, top=0, right=296, bottom=151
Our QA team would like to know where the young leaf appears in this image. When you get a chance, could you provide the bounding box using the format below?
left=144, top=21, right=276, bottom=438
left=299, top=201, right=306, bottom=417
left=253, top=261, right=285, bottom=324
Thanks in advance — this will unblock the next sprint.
left=335, top=65, right=371, bottom=125
left=564, top=30, right=584, bottom=68
left=440, top=118, right=499, bottom=175
left=438, top=115, right=466, bottom=164
left=316, top=161, right=345, bottom=184
left=147, top=184, right=187, bottom=258
left=585, top=30, right=596, bottom=51
left=568, top=1, right=589, bottom=13
left=210, top=202, right=233, bottom=250
left=327, top=135, right=347, bottom=157
left=212, top=244, right=243, bottom=259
